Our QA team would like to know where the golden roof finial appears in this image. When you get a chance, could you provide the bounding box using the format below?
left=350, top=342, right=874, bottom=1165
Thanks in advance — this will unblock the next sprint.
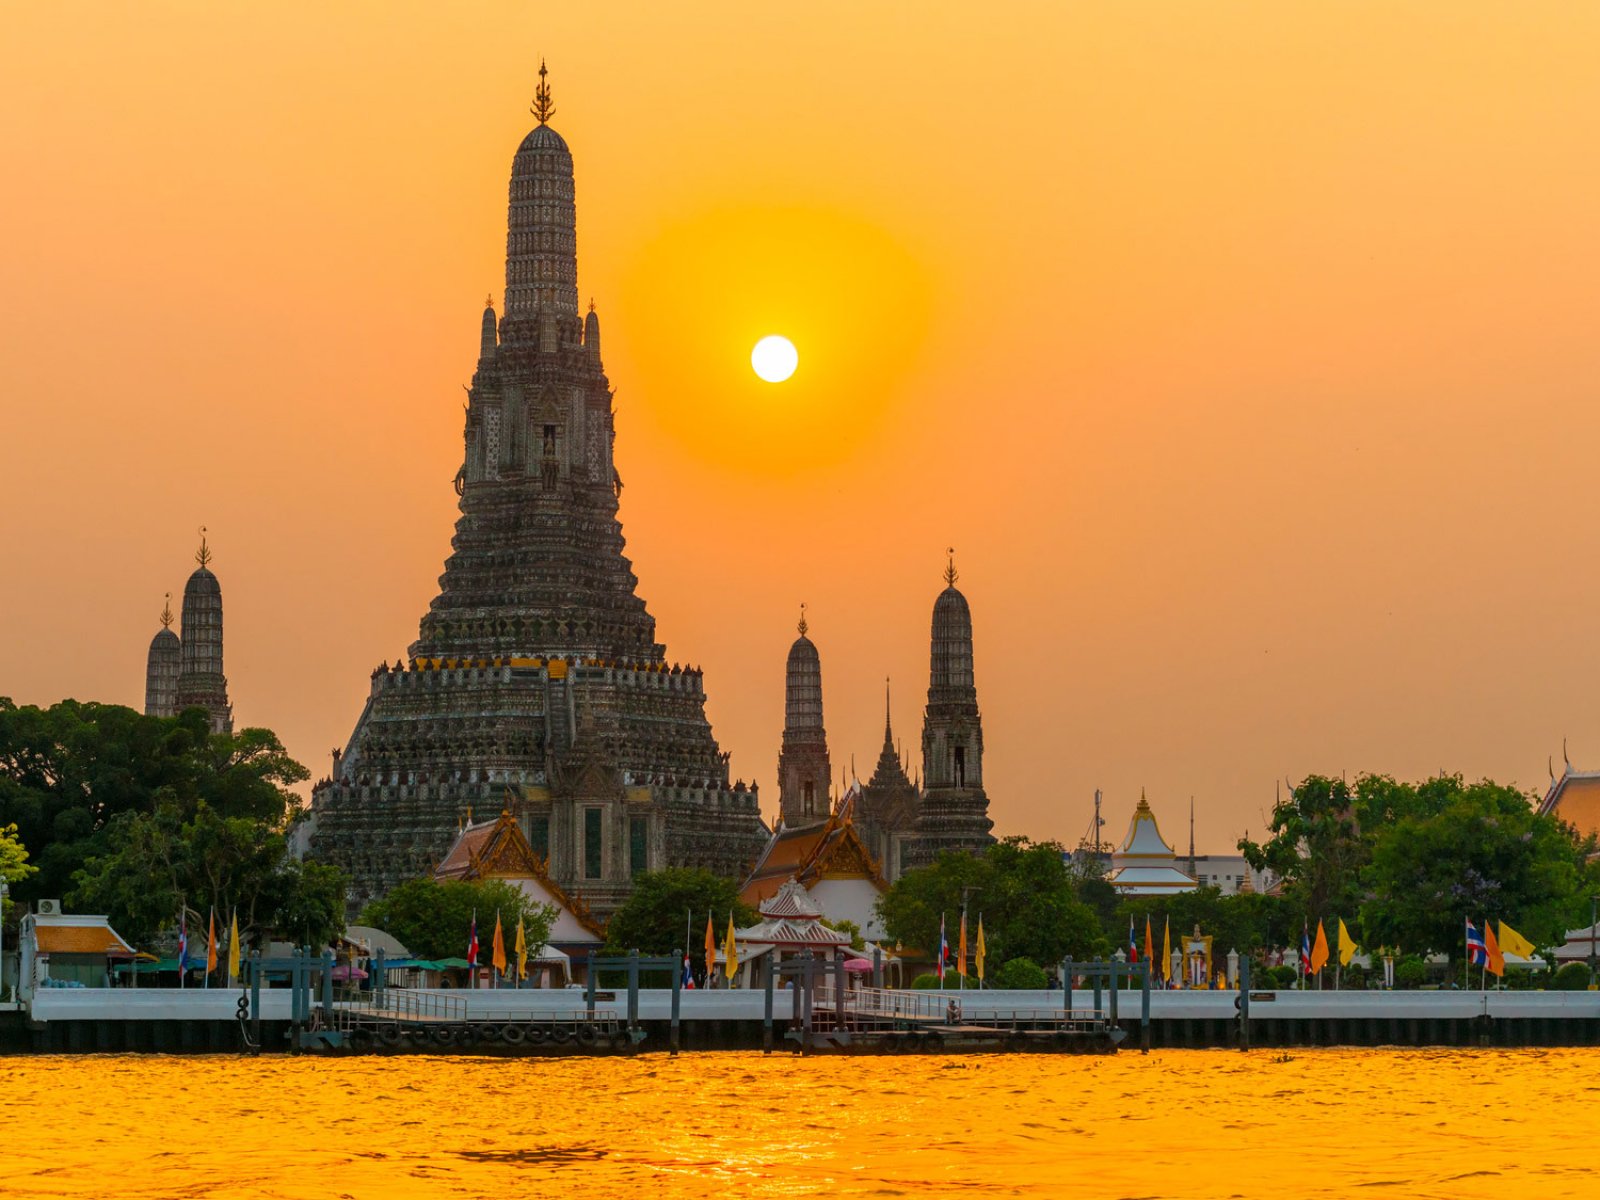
left=195, top=526, right=212, bottom=568
left=943, top=547, right=958, bottom=587
left=797, top=602, right=808, bottom=637
left=160, top=593, right=174, bottom=629
left=531, top=58, right=554, bottom=125
left=588, top=297, right=596, bottom=314
left=485, top=293, right=493, bottom=309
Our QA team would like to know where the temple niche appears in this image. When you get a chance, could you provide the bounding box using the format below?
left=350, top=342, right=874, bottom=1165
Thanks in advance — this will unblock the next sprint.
left=301, top=65, right=767, bottom=920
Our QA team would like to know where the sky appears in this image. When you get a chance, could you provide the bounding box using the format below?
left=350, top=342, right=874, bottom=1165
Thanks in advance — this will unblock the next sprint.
left=4, top=3, right=1600, bottom=855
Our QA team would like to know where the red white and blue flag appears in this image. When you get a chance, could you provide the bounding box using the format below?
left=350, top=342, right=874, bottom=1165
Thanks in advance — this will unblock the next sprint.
left=1127, top=918, right=1140, bottom=963
left=1466, top=918, right=1488, bottom=967
left=467, top=912, right=480, bottom=967
left=681, top=954, right=696, bottom=989
left=1299, top=924, right=1312, bottom=974
left=177, top=911, right=189, bottom=974
left=937, top=914, right=950, bottom=982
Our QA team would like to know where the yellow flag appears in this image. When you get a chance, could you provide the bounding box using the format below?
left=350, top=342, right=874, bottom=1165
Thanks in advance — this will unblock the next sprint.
left=1498, top=921, right=1537, bottom=960
left=1162, top=917, right=1171, bottom=983
left=514, top=914, right=528, bottom=981
left=206, top=908, right=218, bottom=974
left=723, top=914, right=738, bottom=982
left=491, top=910, right=508, bottom=975
left=1338, top=918, right=1357, bottom=967
left=227, top=911, right=241, bottom=986
left=974, top=916, right=987, bottom=982
left=1310, top=920, right=1330, bottom=974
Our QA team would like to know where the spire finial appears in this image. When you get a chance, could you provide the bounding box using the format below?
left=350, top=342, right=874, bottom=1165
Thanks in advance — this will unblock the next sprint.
left=160, top=593, right=174, bottom=629
left=531, top=58, right=554, bottom=125
left=944, top=547, right=958, bottom=587
left=797, top=602, right=808, bottom=637
left=485, top=293, right=493, bottom=310
left=588, top=297, right=596, bottom=314
left=195, top=526, right=212, bottom=568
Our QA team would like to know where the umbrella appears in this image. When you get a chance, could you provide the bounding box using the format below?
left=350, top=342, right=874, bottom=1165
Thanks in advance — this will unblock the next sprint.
left=331, top=964, right=368, bottom=981
left=843, top=958, right=874, bottom=973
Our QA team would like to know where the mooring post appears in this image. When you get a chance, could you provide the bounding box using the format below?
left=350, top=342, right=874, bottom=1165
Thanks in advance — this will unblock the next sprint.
left=249, top=950, right=262, bottom=1053
left=321, top=949, right=335, bottom=1030
left=1092, top=961, right=1102, bottom=1023
left=1063, top=955, right=1073, bottom=1015
left=1238, top=956, right=1251, bottom=1052
left=289, top=950, right=303, bottom=1053
left=1109, top=956, right=1120, bottom=1030
left=373, top=948, right=385, bottom=1006
left=872, top=945, right=883, bottom=991
left=834, top=950, right=846, bottom=1034
left=627, top=952, right=640, bottom=1033
left=1140, top=958, right=1151, bottom=1052
left=763, top=965, right=776, bottom=1053
left=585, top=951, right=597, bottom=1017
left=670, top=948, right=683, bottom=1056
left=800, top=955, right=815, bottom=1054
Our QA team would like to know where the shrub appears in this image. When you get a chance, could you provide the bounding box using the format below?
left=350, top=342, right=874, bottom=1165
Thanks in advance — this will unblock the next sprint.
left=1395, top=957, right=1427, bottom=989
left=910, top=972, right=971, bottom=990
left=1550, top=962, right=1592, bottom=991
left=992, top=957, right=1049, bottom=990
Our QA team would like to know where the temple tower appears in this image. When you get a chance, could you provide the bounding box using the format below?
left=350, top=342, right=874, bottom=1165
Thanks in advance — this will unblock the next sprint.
left=144, top=594, right=181, bottom=718
left=777, top=608, right=831, bottom=827
left=909, top=551, right=993, bottom=865
left=305, top=65, right=766, bottom=918
left=173, top=535, right=232, bottom=734
left=858, top=678, right=920, bottom=880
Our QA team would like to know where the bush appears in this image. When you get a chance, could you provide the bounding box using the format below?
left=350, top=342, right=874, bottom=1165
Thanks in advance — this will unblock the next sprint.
left=1395, top=957, right=1427, bottom=990
left=910, top=972, right=971, bottom=990
left=1550, top=962, right=1592, bottom=991
left=992, top=957, right=1049, bottom=990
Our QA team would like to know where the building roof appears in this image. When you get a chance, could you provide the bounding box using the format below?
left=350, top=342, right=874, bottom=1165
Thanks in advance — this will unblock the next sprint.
left=736, top=880, right=852, bottom=948
left=1107, top=793, right=1197, bottom=895
left=1540, top=765, right=1600, bottom=845
left=740, top=803, right=887, bottom=907
left=433, top=808, right=605, bottom=939
left=30, top=914, right=136, bottom=956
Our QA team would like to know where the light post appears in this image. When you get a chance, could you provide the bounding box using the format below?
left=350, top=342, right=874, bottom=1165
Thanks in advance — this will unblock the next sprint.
left=1589, top=895, right=1598, bottom=990
left=0, top=877, right=8, bottom=1002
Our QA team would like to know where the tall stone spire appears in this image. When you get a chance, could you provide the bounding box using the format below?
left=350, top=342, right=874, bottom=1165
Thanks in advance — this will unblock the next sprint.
left=910, top=550, right=993, bottom=865
left=860, top=676, right=919, bottom=880
left=144, top=593, right=181, bottom=718
left=174, top=532, right=232, bottom=734
left=501, top=59, right=579, bottom=339
left=777, top=606, right=831, bottom=826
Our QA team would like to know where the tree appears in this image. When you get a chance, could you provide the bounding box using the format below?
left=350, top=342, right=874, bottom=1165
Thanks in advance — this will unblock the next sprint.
left=0, top=698, right=310, bottom=907
left=1, top=822, right=38, bottom=927
left=358, top=878, right=554, bottom=962
left=602, top=868, right=756, bottom=956
left=1118, top=888, right=1289, bottom=961
left=1360, top=779, right=1597, bottom=959
left=821, top=917, right=866, bottom=951
left=876, top=838, right=1108, bottom=967
left=991, top=956, right=1048, bottom=990
left=70, top=800, right=349, bottom=949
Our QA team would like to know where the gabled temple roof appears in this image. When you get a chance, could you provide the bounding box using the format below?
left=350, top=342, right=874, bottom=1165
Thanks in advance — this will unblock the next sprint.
left=1541, top=764, right=1600, bottom=846
left=736, top=879, right=852, bottom=948
left=740, top=800, right=887, bottom=907
left=1107, top=793, right=1197, bottom=895
left=434, top=808, right=604, bottom=939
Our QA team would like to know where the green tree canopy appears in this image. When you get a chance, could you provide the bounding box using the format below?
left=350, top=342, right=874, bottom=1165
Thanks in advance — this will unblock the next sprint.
left=602, top=868, right=756, bottom=956
left=1118, top=888, right=1290, bottom=961
left=0, top=698, right=309, bottom=906
left=358, top=877, right=555, bottom=962
left=1, top=822, right=38, bottom=926
left=876, top=838, right=1109, bottom=968
left=1360, top=778, right=1597, bottom=958
left=70, top=801, right=347, bottom=949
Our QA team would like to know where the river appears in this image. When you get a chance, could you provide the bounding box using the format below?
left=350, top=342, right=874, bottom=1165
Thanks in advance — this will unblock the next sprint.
left=4, top=1049, right=1591, bottom=1198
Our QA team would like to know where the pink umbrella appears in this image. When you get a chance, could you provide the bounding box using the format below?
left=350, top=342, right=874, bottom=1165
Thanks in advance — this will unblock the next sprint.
left=843, top=958, right=874, bottom=973
left=332, top=964, right=368, bottom=981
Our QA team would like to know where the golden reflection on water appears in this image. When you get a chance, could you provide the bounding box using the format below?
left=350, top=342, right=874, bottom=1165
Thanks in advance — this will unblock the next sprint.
left=4, top=1049, right=1595, bottom=1200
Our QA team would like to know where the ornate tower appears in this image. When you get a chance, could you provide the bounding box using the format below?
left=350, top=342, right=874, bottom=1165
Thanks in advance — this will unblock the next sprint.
left=777, top=608, right=831, bottom=827
left=173, top=535, right=232, bottom=734
left=144, top=594, right=181, bottom=718
left=909, top=551, right=993, bottom=865
left=305, top=65, right=766, bottom=918
left=859, top=679, right=921, bottom=881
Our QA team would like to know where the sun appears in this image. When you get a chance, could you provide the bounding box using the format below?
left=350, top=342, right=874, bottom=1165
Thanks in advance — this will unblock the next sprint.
left=751, top=334, right=798, bottom=383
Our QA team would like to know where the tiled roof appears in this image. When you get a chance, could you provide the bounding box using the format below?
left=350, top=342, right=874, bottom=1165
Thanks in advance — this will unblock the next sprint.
left=33, top=920, right=135, bottom=956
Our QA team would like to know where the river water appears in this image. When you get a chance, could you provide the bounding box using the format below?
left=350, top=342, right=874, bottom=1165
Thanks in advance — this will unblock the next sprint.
left=4, top=1049, right=1593, bottom=1199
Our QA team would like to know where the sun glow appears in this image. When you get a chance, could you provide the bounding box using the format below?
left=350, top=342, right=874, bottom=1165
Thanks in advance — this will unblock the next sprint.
left=751, top=335, right=798, bottom=383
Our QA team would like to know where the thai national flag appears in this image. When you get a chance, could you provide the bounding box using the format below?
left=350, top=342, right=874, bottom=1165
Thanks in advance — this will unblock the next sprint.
left=681, top=954, right=696, bottom=990
left=1466, top=919, right=1487, bottom=966
left=467, top=913, right=480, bottom=966
left=177, top=913, right=189, bottom=974
left=1127, top=918, right=1140, bottom=963
left=1299, top=925, right=1312, bottom=973
left=938, top=914, right=949, bottom=982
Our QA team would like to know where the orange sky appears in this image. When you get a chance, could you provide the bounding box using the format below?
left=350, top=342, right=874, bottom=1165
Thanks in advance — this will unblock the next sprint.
left=5, top=4, right=1600, bottom=855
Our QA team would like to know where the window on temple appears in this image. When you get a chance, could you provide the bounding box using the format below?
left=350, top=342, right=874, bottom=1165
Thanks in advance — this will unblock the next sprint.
left=629, top=815, right=648, bottom=876
left=584, top=807, right=602, bottom=879
left=954, top=745, right=966, bottom=788
left=528, top=815, right=550, bottom=862
left=803, top=780, right=815, bottom=815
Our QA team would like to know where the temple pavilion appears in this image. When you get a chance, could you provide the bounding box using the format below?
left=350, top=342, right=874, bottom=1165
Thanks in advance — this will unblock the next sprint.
left=726, top=879, right=853, bottom=988
left=1104, top=793, right=1198, bottom=896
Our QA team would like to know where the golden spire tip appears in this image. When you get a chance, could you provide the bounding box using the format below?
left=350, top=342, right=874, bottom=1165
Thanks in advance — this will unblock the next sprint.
left=160, top=593, right=173, bottom=629
left=943, top=546, right=958, bottom=587
left=195, top=526, right=212, bottom=568
left=531, top=58, right=555, bottom=125
left=797, top=602, right=808, bottom=637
